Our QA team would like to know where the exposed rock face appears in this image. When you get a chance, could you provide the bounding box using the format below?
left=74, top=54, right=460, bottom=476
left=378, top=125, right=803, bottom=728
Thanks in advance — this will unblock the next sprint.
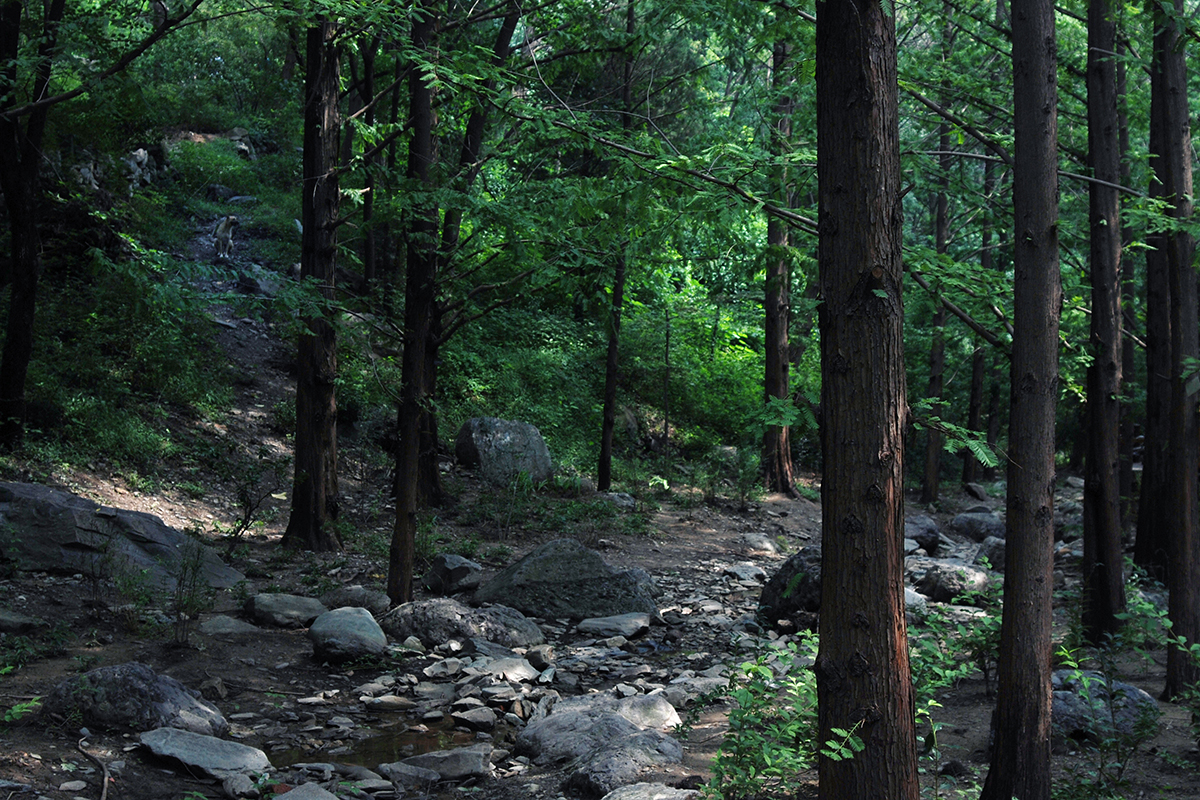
left=758, top=547, right=822, bottom=620
left=0, top=482, right=243, bottom=590
left=309, top=607, right=388, bottom=663
left=378, top=597, right=544, bottom=648
left=45, top=662, right=227, bottom=736
left=455, top=417, right=553, bottom=486
left=139, top=727, right=270, bottom=778
left=473, top=539, right=659, bottom=621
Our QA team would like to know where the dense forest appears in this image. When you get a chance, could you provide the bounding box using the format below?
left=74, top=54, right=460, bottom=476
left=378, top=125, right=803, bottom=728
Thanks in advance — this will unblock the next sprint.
left=1, top=0, right=1199, bottom=795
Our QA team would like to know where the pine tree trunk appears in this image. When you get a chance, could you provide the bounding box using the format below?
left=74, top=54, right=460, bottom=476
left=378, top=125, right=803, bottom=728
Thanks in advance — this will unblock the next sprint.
left=814, top=2, right=917, bottom=796
left=1155, top=0, right=1200, bottom=699
left=284, top=20, right=342, bottom=552
left=389, top=1, right=438, bottom=603
left=1081, top=0, right=1126, bottom=644
left=763, top=39, right=796, bottom=498
left=981, top=0, right=1060, bottom=795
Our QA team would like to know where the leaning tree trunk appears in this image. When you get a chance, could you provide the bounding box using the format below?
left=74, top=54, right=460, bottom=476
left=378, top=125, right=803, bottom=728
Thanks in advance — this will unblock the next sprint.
left=763, top=39, right=796, bottom=498
left=284, top=20, right=342, bottom=552
left=981, top=0, right=1061, bottom=796
left=1081, top=0, right=1126, bottom=644
left=814, top=1, right=918, bottom=797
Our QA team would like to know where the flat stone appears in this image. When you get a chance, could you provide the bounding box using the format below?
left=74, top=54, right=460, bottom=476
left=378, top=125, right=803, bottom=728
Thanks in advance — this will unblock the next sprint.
left=451, top=706, right=497, bottom=731
left=485, top=657, right=540, bottom=682
left=577, top=613, right=652, bottom=639
left=401, top=743, right=493, bottom=780
left=139, top=727, right=271, bottom=778
left=270, top=785, right=338, bottom=800
left=199, top=615, right=259, bottom=635
left=0, top=609, right=47, bottom=634
left=601, top=784, right=702, bottom=800
left=377, top=761, right=441, bottom=787
left=245, top=594, right=328, bottom=628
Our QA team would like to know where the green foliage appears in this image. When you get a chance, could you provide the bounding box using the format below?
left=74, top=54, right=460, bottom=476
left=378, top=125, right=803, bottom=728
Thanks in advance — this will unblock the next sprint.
left=2, top=697, right=42, bottom=726
left=171, top=538, right=216, bottom=646
left=698, top=634, right=821, bottom=800
left=0, top=622, right=72, bottom=674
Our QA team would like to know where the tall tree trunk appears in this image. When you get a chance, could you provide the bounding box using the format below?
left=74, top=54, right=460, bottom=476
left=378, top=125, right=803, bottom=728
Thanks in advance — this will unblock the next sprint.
left=1135, top=4, right=1173, bottom=583
left=1117, top=40, right=1136, bottom=528
left=1156, top=0, right=1200, bottom=699
left=763, top=39, right=796, bottom=497
left=965, top=158, right=998, bottom=485
left=814, top=2, right=918, bottom=797
left=0, top=0, right=66, bottom=449
left=389, top=0, right=438, bottom=603
left=981, top=0, right=1060, bottom=796
left=1081, top=0, right=1125, bottom=643
left=598, top=0, right=635, bottom=492
left=361, top=36, right=379, bottom=287
left=284, top=20, right=342, bottom=552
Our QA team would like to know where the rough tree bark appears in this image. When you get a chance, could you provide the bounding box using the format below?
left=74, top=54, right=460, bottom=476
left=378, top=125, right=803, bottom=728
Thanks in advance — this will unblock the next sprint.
left=763, top=39, right=796, bottom=498
left=980, top=0, right=1061, bottom=796
left=1081, top=0, right=1125, bottom=643
left=284, top=20, right=342, bottom=552
left=1155, top=0, right=1200, bottom=700
left=814, top=1, right=918, bottom=797
left=389, top=0, right=438, bottom=603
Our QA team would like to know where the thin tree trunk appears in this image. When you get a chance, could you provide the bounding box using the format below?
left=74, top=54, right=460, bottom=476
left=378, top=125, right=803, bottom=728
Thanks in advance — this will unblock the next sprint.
left=284, top=20, right=342, bottom=552
left=1081, top=0, right=1125, bottom=644
left=763, top=39, right=796, bottom=497
left=966, top=158, right=998, bottom=485
left=1135, top=3, right=1173, bottom=583
left=1156, top=0, right=1200, bottom=699
left=1117, top=40, right=1136, bottom=527
left=389, top=0, right=438, bottom=603
left=981, top=0, right=1060, bottom=795
left=814, top=1, right=918, bottom=796
left=598, top=0, right=635, bottom=492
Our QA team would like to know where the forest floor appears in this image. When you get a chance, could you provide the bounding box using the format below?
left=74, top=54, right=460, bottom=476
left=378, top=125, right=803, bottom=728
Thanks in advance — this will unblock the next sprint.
left=0, top=232, right=1198, bottom=799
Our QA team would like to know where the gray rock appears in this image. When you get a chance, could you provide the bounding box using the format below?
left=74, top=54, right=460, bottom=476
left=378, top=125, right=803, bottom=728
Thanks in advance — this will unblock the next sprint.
left=473, top=539, right=658, bottom=621
left=759, top=547, right=822, bottom=620
left=319, top=585, right=390, bottom=616
left=601, top=783, right=701, bottom=800
left=0, top=609, right=46, bottom=634
left=452, top=706, right=498, bottom=731
left=45, top=662, right=227, bottom=736
left=455, top=417, right=553, bottom=486
left=518, top=698, right=683, bottom=798
left=423, top=553, right=484, bottom=595
left=577, top=613, right=652, bottom=639
left=527, top=644, right=555, bottom=669
left=245, top=594, right=328, bottom=628
left=221, top=772, right=260, bottom=799
left=904, top=587, right=928, bottom=618
left=974, top=536, right=1006, bottom=571
left=906, top=515, right=942, bottom=555
left=261, top=784, right=336, bottom=800
left=723, top=563, right=767, bottom=583
left=139, top=727, right=271, bottom=778
left=485, top=657, right=540, bottom=682
left=964, top=482, right=990, bottom=500
left=662, top=676, right=728, bottom=709
left=309, top=607, right=388, bottom=663
left=1051, top=669, right=1160, bottom=747
left=913, top=562, right=991, bottom=604
left=0, top=482, right=243, bottom=590
left=379, top=598, right=544, bottom=648
left=199, top=615, right=259, bottom=636
left=377, top=761, right=442, bottom=787
left=401, top=742, right=494, bottom=780
left=951, top=511, right=1005, bottom=542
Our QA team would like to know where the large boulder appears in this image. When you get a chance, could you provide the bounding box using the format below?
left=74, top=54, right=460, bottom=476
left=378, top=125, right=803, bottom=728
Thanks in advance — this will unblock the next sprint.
left=309, top=607, right=388, bottom=663
left=517, top=693, right=683, bottom=797
left=45, top=662, right=227, bottom=736
left=454, top=417, right=553, bottom=486
left=378, top=597, right=544, bottom=648
left=912, top=561, right=991, bottom=604
left=0, top=482, right=243, bottom=590
left=951, top=509, right=1005, bottom=542
left=758, top=547, right=822, bottom=620
left=473, top=539, right=658, bottom=621
left=1051, top=669, right=1160, bottom=749
left=423, top=553, right=484, bottom=595
left=245, top=593, right=328, bottom=628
